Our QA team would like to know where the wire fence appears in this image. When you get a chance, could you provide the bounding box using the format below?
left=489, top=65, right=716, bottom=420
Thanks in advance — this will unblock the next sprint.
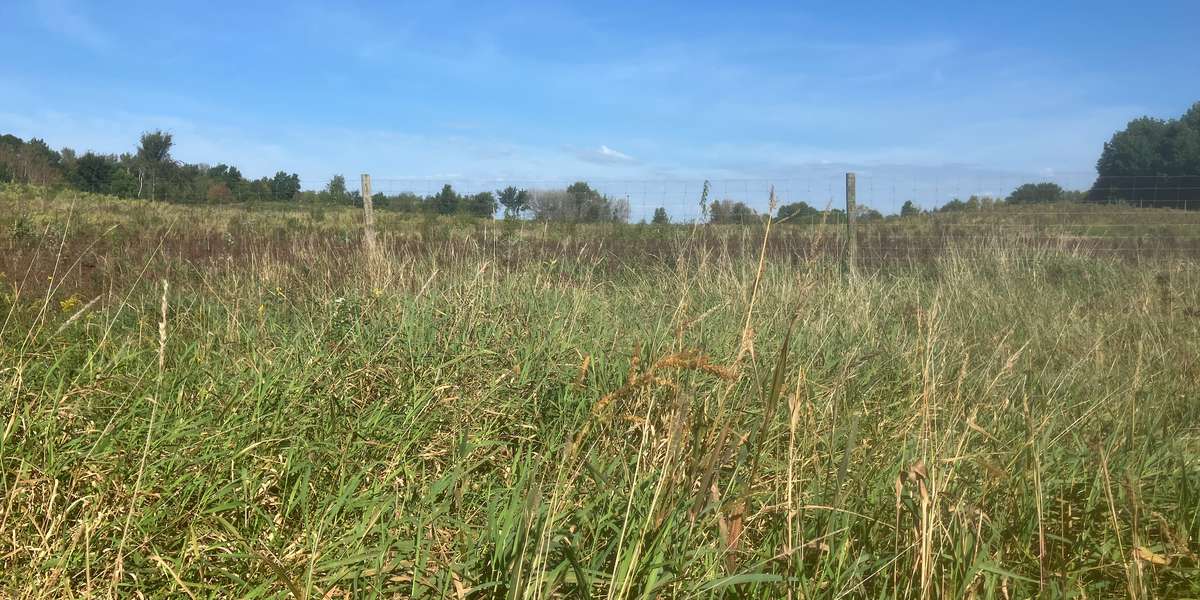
left=9, top=170, right=1200, bottom=265
left=313, top=172, right=1200, bottom=263
left=352, top=174, right=1200, bottom=223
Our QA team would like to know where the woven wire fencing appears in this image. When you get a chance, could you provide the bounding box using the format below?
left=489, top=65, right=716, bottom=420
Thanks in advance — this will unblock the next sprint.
left=294, top=172, right=1200, bottom=264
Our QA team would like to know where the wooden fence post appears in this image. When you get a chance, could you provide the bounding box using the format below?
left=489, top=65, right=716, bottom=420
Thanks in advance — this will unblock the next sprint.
left=360, top=173, right=376, bottom=252
left=846, top=172, right=857, bottom=274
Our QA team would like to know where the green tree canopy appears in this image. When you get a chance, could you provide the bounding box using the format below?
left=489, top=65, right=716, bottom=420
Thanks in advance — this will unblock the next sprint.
left=0, top=134, right=64, bottom=186
left=496, top=186, right=530, bottom=218
left=776, top=201, right=819, bottom=223
left=269, top=171, right=301, bottom=200
left=856, top=206, right=884, bottom=221
left=208, top=164, right=245, bottom=191
left=432, top=184, right=460, bottom=214
left=566, top=182, right=608, bottom=221
left=528, top=183, right=628, bottom=222
left=1007, top=182, right=1064, bottom=204
left=70, top=153, right=116, bottom=193
left=136, top=130, right=174, bottom=200
left=708, top=200, right=757, bottom=224
left=1096, top=102, right=1200, bottom=178
left=323, top=175, right=349, bottom=203
left=1097, top=117, right=1170, bottom=176
left=463, top=191, right=497, bottom=218
left=651, top=207, right=669, bottom=224
left=1090, top=102, right=1200, bottom=208
left=137, top=131, right=173, bottom=164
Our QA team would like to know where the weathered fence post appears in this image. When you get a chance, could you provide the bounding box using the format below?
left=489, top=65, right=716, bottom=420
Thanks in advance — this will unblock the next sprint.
left=360, top=173, right=376, bottom=252
left=846, top=172, right=857, bottom=275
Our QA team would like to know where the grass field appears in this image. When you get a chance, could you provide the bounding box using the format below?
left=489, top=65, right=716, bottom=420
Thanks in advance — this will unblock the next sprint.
left=2, top=185, right=1199, bottom=598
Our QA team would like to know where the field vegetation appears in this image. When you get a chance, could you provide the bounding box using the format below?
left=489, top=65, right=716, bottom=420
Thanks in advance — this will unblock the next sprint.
left=1, top=184, right=1199, bottom=598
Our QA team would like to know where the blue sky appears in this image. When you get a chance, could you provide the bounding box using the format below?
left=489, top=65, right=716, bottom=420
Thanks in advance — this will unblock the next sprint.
left=2, top=1, right=1199, bottom=213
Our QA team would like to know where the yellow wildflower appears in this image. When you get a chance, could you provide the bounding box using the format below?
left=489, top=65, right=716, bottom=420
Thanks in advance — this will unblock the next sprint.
left=59, top=294, right=80, bottom=313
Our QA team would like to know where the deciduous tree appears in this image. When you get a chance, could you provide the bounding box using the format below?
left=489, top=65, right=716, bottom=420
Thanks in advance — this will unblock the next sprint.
left=136, top=130, right=174, bottom=200
left=651, top=207, right=669, bottom=224
left=1007, top=183, right=1064, bottom=204
left=497, top=186, right=530, bottom=218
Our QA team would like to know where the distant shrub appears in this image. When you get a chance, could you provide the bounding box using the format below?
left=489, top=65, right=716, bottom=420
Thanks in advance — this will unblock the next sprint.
left=708, top=200, right=757, bottom=224
left=856, top=206, right=884, bottom=221
left=776, top=201, right=819, bottom=223
left=206, top=182, right=233, bottom=203
left=651, top=207, right=670, bottom=225
left=1007, top=182, right=1065, bottom=204
left=528, top=182, right=630, bottom=223
left=8, top=214, right=34, bottom=242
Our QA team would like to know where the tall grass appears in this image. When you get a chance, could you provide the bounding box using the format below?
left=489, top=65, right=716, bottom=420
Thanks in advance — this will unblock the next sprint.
left=1, top=186, right=1198, bottom=597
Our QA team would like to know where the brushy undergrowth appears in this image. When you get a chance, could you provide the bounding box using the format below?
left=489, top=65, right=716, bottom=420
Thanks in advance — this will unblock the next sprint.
left=1, top=187, right=1199, bottom=598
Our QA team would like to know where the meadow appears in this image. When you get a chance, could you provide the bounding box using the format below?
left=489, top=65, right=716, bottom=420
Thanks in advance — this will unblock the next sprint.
left=1, top=184, right=1198, bottom=598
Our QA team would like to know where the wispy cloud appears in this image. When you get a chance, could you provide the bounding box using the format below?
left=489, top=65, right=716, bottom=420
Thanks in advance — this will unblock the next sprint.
left=2, top=2, right=1177, bottom=199
left=577, top=145, right=635, bottom=165
left=34, top=0, right=111, bottom=50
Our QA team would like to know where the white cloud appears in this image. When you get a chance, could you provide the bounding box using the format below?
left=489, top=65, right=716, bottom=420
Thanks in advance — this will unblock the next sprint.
left=577, top=145, right=635, bottom=165
left=598, top=145, right=633, bottom=161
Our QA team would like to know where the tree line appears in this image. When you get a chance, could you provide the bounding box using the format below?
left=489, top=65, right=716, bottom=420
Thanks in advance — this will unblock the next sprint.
left=1088, top=101, right=1200, bottom=208
left=363, top=181, right=630, bottom=221
left=696, top=181, right=1079, bottom=225
left=0, top=130, right=309, bottom=203
left=0, top=127, right=1108, bottom=223
left=5, top=102, right=1196, bottom=218
left=0, top=130, right=636, bottom=221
